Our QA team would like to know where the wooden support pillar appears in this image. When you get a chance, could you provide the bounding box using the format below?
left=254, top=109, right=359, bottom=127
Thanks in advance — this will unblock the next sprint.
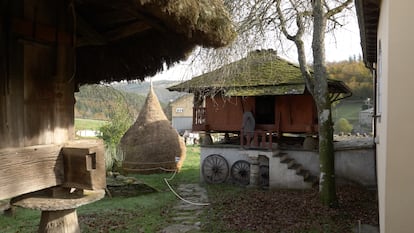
left=11, top=188, right=105, bottom=233
left=252, top=132, right=259, bottom=147
left=202, top=132, right=213, bottom=145
left=240, top=130, right=244, bottom=147
left=268, top=132, right=273, bottom=150
left=39, top=209, right=80, bottom=233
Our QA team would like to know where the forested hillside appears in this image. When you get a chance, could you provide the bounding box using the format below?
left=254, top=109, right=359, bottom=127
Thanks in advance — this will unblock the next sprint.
left=327, top=59, right=373, bottom=133
left=75, top=84, right=147, bottom=120
left=74, top=80, right=183, bottom=121
left=112, top=80, right=184, bottom=104
left=327, top=59, right=373, bottom=100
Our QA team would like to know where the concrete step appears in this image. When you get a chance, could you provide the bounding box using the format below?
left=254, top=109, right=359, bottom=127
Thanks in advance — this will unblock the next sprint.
left=286, top=161, right=311, bottom=181
left=285, top=157, right=314, bottom=184
left=297, top=169, right=310, bottom=180
left=273, top=152, right=288, bottom=157
left=280, top=156, right=294, bottom=164
left=304, top=175, right=319, bottom=187
left=289, top=163, right=301, bottom=170
left=276, top=151, right=318, bottom=189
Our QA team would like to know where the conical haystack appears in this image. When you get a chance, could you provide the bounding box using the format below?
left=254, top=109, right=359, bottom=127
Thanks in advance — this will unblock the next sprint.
left=120, top=86, right=186, bottom=174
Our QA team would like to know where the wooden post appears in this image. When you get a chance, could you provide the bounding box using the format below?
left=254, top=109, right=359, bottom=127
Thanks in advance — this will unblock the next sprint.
left=268, top=132, right=273, bottom=150
left=240, top=130, right=244, bottom=147
left=252, top=131, right=259, bottom=147
left=39, top=209, right=80, bottom=233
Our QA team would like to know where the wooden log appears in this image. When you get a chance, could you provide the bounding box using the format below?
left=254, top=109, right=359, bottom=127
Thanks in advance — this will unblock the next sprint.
left=0, top=144, right=63, bottom=200
left=12, top=18, right=73, bottom=45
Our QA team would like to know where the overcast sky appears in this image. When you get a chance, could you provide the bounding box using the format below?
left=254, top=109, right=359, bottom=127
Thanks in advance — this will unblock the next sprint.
left=149, top=8, right=362, bottom=82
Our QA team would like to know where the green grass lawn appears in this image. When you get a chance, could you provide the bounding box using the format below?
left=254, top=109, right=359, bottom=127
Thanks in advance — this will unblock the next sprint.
left=75, top=118, right=108, bottom=131
left=332, top=100, right=364, bottom=127
left=0, top=145, right=377, bottom=232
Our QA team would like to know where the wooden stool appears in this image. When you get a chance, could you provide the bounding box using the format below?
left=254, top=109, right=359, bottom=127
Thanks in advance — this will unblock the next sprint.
left=11, top=187, right=104, bottom=233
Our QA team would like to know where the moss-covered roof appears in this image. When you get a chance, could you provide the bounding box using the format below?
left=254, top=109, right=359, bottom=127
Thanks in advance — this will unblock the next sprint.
left=168, top=50, right=350, bottom=96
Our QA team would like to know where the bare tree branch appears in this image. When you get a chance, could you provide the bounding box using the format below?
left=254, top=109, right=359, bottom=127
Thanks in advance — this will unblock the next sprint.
left=326, top=0, right=353, bottom=18
left=276, top=0, right=314, bottom=95
left=276, top=0, right=296, bottom=41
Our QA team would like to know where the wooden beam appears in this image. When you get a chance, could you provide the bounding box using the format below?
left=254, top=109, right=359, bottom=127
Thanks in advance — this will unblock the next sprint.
left=75, top=14, right=107, bottom=47
left=11, top=18, right=73, bottom=45
left=0, top=144, right=63, bottom=200
left=105, top=21, right=151, bottom=41
left=62, top=140, right=106, bottom=190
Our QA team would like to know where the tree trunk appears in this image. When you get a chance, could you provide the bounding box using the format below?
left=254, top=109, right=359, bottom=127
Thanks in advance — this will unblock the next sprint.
left=317, top=104, right=337, bottom=206
left=312, top=0, right=337, bottom=206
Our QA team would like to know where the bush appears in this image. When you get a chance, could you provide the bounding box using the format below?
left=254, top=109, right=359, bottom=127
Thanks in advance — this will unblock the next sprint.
left=334, top=118, right=353, bottom=134
left=98, top=97, right=133, bottom=171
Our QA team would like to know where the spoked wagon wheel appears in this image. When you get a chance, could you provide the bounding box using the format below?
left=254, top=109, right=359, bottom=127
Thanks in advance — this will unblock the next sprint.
left=259, top=165, right=269, bottom=187
left=202, top=154, right=229, bottom=184
left=231, top=160, right=250, bottom=185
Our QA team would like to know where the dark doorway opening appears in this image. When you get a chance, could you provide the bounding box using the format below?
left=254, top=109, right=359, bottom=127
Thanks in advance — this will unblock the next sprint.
left=255, top=96, right=275, bottom=124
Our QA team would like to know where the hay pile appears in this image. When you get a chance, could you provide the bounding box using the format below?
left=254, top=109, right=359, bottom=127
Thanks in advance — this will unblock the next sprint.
left=120, top=86, right=186, bottom=174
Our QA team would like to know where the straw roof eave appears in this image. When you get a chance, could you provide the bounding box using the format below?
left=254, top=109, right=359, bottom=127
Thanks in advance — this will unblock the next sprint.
left=74, top=0, right=236, bottom=85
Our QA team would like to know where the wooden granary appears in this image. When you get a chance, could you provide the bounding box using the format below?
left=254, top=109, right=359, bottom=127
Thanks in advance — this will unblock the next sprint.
left=169, top=50, right=353, bottom=188
left=168, top=50, right=352, bottom=148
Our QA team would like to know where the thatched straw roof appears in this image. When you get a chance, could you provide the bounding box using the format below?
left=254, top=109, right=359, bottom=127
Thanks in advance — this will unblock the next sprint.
left=168, top=49, right=352, bottom=98
left=74, top=0, right=236, bottom=85
left=120, top=86, right=186, bottom=174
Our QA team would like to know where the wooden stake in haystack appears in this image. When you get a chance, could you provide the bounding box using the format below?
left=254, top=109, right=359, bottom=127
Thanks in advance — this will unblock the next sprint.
left=120, top=85, right=186, bottom=174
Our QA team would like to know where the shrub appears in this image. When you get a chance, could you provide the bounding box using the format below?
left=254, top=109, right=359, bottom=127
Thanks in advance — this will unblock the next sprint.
left=98, top=97, right=133, bottom=171
left=334, top=118, right=353, bottom=134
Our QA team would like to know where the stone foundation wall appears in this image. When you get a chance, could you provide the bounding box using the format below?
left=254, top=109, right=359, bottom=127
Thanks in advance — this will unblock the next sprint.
left=200, top=144, right=376, bottom=188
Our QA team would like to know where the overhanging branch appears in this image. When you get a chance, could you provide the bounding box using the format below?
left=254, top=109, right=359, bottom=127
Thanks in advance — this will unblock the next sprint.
left=326, top=0, right=353, bottom=18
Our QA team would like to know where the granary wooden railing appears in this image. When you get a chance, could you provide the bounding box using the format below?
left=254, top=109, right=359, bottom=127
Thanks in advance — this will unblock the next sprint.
left=240, top=130, right=276, bottom=150
left=193, top=107, right=207, bottom=131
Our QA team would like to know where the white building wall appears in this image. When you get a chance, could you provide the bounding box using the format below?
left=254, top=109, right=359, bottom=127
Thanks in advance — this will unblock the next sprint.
left=377, top=0, right=414, bottom=232
left=200, top=146, right=376, bottom=188
left=172, top=117, right=193, bottom=134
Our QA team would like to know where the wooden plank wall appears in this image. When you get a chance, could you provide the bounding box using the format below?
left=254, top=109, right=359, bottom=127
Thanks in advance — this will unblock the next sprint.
left=202, top=94, right=319, bottom=134
left=0, top=0, right=75, bottom=148
left=0, top=144, right=63, bottom=200
left=0, top=2, right=8, bottom=147
left=277, top=95, right=318, bottom=133
left=205, top=96, right=253, bottom=131
left=0, top=0, right=24, bottom=148
left=0, top=0, right=75, bottom=198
